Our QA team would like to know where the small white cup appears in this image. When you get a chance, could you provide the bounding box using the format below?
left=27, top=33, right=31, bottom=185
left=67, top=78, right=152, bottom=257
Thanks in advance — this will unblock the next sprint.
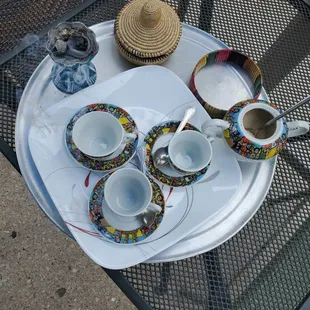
left=72, top=112, right=136, bottom=158
left=104, top=168, right=162, bottom=217
left=168, top=130, right=213, bottom=174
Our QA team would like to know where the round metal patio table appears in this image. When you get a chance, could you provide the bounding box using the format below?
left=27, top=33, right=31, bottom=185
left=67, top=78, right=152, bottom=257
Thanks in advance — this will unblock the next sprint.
left=1, top=0, right=310, bottom=309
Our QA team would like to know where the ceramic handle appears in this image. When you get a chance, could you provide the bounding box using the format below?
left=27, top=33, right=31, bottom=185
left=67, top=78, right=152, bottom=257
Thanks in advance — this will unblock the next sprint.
left=147, top=203, right=162, bottom=213
left=122, top=133, right=137, bottom=143
left=175, top=106, right=196, bottom=134
left=287, top=121, right=309, bottom=138
left=201, top=119, right=230, bottom=138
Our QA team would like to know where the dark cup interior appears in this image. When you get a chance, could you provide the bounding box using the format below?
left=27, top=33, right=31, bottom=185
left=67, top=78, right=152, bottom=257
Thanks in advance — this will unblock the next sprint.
left=243, top=109, right=277, bottom=139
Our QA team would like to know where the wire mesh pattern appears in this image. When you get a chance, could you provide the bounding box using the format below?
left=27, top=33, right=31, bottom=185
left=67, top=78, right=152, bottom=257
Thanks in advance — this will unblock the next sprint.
left=0, top=0, right=84, bottom=56
left=1, top=0, right=310, bottom=309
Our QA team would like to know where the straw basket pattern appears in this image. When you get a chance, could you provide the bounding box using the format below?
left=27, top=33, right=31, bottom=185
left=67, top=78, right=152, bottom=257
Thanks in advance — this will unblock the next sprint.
left=115, top=0, right=181, bottom=65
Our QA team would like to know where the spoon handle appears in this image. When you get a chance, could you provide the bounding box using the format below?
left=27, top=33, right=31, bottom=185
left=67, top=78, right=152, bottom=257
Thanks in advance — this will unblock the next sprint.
left=175, top=106, right=196, bottom=134
left=264, top=95, right=310, bottom=127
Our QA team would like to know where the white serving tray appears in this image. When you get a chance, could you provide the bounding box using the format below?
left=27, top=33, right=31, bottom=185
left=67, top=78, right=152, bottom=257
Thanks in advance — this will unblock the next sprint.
left=28, top=66, right=242, bottom=269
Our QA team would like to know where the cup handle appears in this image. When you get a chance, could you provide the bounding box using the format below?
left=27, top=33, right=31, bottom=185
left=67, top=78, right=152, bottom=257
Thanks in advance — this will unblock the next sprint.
left=147, top=203, right=162, bottom=213
left=122, top=133, right=137, bottom=143
left=287, top=121, right=309, bottom=138
left=201, top=119, right=230, bottom=138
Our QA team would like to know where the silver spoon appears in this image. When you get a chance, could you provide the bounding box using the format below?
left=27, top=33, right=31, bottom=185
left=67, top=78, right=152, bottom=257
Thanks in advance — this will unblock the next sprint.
left=246, top=95, right=310, bottom=138
left=140, top=210, right=156, bottom=228
left=153, top=106, right=196, bottom=169
left=141, top=206, right=175, bottom=228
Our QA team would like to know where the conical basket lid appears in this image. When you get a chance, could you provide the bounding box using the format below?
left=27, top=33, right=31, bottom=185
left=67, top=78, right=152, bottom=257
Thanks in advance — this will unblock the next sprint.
left=115, top=0, right=181, bottom=58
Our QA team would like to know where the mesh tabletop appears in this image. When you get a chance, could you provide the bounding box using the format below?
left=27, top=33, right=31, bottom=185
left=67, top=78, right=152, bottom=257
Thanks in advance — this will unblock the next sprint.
left=1, top=0, right=310, bottom=309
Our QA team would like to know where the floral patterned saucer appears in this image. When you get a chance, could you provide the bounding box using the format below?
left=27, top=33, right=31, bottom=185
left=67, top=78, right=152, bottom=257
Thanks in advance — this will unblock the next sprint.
left=143, top=121, right=209, bottom=187
left=65, top=103, right=138, bottom=171
left=89, top=172, right=165, bottom=244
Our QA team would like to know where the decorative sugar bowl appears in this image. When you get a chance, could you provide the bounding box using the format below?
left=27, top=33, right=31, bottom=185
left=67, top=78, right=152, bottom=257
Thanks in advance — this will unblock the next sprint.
left=46, top=22, right=99, bottom=94
left=201, top=99, right=309, bottom=162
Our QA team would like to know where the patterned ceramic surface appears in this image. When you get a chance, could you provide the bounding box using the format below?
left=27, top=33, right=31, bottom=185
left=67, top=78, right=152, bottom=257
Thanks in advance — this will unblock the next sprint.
left=223, top=99, right=288, bottom=160
left=89, top=172, right=165, bottom=244
left=143, top=121, right=208, bottom=187
left=66, top=103, right=138, bottom=171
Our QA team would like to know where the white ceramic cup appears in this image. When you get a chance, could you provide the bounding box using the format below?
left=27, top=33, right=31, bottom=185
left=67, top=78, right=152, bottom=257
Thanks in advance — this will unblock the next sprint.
left=168, top=130, right=213, bottom=174
left=72, top=111, right=136, bottom=158
left=104, top=168, right=162, bottom=217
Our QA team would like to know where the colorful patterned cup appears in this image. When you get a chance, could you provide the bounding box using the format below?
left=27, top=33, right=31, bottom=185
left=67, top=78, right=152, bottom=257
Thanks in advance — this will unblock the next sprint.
left=104, top=168, right=162, bottom=217
left=72, top=111, right=137, bottom=159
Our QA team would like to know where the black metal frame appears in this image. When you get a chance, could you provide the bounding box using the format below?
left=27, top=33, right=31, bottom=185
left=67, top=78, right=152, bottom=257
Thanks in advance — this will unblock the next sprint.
left=0, top=137, right=20, bottom=173
left=104, top=269, right=153, bottom=309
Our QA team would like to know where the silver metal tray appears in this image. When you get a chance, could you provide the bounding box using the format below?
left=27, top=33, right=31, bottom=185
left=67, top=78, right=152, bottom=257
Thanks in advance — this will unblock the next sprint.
left=15, top=21, right=276, bottom=263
